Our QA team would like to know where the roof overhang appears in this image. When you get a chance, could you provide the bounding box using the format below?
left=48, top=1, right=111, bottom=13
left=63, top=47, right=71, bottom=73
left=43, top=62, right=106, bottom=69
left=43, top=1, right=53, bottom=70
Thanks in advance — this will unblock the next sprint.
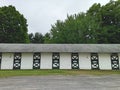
left=0, top=44, right=120, bottom=53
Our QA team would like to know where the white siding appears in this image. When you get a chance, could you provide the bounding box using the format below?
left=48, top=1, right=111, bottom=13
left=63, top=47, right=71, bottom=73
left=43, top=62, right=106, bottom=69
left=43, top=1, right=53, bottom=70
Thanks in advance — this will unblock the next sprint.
left=79, top=53, right=91, bottom=69
left=1, top=53, right=13, bottom=69
left=21, top=53, right=33, bottom=69
left=41, top=53, right=52, bottom=69
left=99, top=53, right=111, bottom=70
left=60, top=53, right=71, bottom=69
left=0, top=52, right=118, bottom=70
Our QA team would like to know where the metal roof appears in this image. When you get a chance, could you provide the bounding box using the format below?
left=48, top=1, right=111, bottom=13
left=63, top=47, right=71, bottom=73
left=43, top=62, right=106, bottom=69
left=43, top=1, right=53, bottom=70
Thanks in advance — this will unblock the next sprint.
left=0, top=44, right=120, bottom=53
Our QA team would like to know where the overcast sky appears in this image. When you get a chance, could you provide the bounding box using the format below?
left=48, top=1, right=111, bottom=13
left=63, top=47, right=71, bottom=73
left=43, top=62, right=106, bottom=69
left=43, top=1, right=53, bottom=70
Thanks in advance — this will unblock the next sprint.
left=0, top=0, right=110, bottom=34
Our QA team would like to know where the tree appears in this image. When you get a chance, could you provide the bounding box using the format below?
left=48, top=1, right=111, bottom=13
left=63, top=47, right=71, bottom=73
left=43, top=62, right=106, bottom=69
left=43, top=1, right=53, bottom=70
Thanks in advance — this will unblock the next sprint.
left=47, top=0, right=120, bottom=44
left=29, top=32, right=44, bottom=43
left=0, top=5, right=29, bottom=43
left=44, top=32, right=51, bottom=43
left=28, top=33, right=34, bottom=43
left=99, top=0, right=120, bottom=43
left=48, top=13, right=99, bottom=43
left=87, top=0, right=120, bottom=43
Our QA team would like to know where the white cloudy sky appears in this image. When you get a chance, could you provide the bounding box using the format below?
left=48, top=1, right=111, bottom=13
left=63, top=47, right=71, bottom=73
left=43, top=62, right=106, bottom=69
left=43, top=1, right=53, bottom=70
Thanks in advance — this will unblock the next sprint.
left=0, top=0, right=110, bottom=34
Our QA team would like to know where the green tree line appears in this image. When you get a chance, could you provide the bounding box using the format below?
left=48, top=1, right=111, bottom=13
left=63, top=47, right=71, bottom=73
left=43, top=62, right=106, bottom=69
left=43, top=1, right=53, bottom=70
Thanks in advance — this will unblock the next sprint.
left=0, top=0, right=120, bottom=43
left=45, top=0, right=120, bottom=43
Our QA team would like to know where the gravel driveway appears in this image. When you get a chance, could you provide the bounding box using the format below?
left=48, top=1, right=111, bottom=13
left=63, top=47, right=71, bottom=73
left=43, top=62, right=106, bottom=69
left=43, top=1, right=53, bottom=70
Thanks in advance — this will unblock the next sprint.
left=0, top=75, right=120, bottom=90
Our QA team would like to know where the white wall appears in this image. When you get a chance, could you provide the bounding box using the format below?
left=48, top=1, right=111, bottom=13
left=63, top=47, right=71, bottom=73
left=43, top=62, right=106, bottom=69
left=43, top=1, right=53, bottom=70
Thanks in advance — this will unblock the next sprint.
left=21, top=53, right=33, bottom=69
left=0, top=52, right=118, bottom=70
left=60, top=53, right=71, bottom=69
left=1, top=53, right=13, bottom=69
left=99, top=53, right=111, bottom=70
left=41, top=53, right=52, bottom=69
left=79, top=53, right=91, bottom=69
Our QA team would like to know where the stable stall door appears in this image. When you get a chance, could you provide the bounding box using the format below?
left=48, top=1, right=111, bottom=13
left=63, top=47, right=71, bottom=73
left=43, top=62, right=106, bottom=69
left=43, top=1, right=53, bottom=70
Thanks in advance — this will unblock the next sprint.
left=33, top=53, right=41, bottom=69
left=91, top=53, right=99, bottom=70
left=52, top=53, right=60, bottom=69
left=13, top=53, right=21, bottom=69
left=71, top=53, right=79, bottom=69
left=111, top=53, right=119, bottom=70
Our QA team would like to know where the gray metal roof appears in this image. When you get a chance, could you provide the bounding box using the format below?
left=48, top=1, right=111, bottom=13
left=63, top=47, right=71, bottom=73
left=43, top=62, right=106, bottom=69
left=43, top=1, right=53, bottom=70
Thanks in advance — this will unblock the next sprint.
left=0, top=44, right=120, bottom=53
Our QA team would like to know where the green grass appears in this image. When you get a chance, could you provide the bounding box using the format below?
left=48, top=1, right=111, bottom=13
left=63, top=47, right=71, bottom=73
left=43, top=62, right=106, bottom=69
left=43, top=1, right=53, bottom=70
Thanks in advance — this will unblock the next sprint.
left=0, top=70, right=120, bottom=78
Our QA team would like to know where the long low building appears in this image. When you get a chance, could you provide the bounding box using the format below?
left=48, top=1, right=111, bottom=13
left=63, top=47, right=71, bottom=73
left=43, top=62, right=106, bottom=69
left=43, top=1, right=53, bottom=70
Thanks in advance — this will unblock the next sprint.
left=0, top=44, right=120, bottom=70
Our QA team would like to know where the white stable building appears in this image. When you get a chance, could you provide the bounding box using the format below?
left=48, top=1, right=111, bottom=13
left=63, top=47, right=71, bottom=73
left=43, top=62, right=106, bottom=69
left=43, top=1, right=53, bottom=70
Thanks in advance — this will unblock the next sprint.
left=0, top=44, right=120, bottom=70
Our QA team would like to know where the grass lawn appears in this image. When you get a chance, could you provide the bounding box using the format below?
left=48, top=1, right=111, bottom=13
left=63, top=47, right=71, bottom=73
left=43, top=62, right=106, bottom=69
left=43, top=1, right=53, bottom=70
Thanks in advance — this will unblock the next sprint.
left=0, top=70, right=120, bottom=78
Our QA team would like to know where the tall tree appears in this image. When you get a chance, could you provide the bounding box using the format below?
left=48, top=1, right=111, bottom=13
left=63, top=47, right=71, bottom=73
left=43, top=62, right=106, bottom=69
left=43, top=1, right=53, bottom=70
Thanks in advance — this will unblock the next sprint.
left=47, top=0, right=120, bottom=44
left=48, top=13, right=99, bottom=43
left=99, top=0, right=120, bottom=43
left=0, top=5, right=29, bottom=43
left=87, top=0, right=120, bottom=43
